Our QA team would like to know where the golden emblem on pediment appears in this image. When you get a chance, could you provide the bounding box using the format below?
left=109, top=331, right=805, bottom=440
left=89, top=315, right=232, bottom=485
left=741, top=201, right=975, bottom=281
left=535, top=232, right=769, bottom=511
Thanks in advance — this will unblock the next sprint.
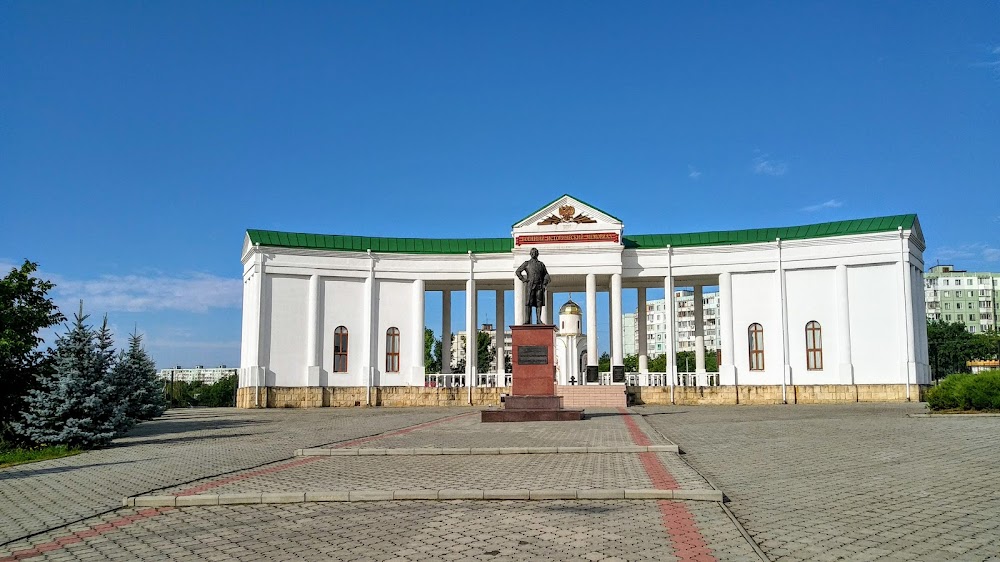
left=537, top=205, right=598, bottom=225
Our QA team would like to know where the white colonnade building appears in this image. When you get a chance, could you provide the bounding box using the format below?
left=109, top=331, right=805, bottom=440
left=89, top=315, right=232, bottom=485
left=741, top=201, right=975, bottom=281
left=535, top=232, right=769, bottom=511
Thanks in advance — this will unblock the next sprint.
left=238, top=195, right=929, bottom=406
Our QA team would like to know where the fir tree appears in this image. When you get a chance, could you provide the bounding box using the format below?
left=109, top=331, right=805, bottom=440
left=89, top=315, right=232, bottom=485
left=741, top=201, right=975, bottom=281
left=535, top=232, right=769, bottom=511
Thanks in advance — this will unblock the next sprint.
left=114, top=330, right=164, bottom=422
left=16, top=305, right=120, bottom=447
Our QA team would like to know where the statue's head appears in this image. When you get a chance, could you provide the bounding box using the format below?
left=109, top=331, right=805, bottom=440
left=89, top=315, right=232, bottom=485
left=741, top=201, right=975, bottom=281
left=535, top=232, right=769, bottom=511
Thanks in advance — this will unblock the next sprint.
left=530, top=248, right=539, bottom=259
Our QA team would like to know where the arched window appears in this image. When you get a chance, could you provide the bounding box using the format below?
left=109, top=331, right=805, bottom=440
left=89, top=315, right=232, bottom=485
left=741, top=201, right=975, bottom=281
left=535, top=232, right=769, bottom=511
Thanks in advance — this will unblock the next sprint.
left=333, top=326, right=348, bottom=373
left=805, top=321, right=823, bottom=371
left=748, top=323, right=764, bottom=371
left=386, top=327, right=400, bottom=373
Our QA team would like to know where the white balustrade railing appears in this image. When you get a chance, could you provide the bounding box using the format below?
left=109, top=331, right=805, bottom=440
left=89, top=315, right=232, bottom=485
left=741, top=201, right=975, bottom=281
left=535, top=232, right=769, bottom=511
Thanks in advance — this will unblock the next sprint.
left=423, top=371, right=720, bottom=388
left=423, top=373, right=511, bottom=388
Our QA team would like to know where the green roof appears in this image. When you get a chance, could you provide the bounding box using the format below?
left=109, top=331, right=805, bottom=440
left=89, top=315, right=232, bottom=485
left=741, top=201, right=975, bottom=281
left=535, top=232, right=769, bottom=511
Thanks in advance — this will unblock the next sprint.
left=624, top=214, right=918, bottom=250
left=246, top=230, right=514, bottom=254
left=247, top=214, right=919, bottom=254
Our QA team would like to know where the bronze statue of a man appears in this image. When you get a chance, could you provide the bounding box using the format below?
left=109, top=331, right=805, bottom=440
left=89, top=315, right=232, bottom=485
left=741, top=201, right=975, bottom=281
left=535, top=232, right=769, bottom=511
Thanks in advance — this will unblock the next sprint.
left=516, top=247, right=551, bottom=325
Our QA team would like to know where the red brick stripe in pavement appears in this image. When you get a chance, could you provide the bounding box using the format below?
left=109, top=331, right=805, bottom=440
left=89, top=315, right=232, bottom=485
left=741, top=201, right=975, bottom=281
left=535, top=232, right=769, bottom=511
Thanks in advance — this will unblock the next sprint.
left=0, top=508, right=173, bottom=562
left=618, top=407, right=716, bottom=562
left=0, top=411, right=476, bottom=561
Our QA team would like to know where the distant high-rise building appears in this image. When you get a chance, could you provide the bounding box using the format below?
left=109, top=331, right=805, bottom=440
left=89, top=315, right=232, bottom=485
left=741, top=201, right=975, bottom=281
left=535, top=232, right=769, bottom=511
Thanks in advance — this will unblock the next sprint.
left=623, top=290, right=721, bottom=357
left=924, top=265, right=999, bottom=333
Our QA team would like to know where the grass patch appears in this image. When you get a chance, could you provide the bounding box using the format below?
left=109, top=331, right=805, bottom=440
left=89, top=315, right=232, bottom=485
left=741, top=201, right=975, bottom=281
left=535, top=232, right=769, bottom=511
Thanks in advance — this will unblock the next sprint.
left=0, top=444, right=82, bottom=468
left=926, top=370, right=1000, bottom=412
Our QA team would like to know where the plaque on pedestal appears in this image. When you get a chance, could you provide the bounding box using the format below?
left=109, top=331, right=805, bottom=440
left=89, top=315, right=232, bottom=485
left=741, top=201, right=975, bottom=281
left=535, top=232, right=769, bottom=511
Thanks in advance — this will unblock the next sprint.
left=481, top=324, right=583, bottom=422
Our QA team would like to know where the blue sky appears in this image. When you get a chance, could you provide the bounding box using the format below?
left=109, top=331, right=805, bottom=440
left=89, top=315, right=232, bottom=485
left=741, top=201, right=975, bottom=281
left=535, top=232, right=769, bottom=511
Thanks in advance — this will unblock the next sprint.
left=2, top=2, right=998, bottom=368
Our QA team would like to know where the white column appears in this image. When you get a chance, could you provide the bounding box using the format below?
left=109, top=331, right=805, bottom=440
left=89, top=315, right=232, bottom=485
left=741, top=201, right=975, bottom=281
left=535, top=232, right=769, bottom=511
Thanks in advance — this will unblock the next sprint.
left=465, top=280, right=477, bottom=392
left=245, top=247, right=267, bottom=399
left=543, top=290, right=554, bottom=325
left=693, top=285, right=706, bottom=384
left=585, top=274, right=598, bottom=382
left=363, top=251, right=375, bottom=405
left=899, top=228, right=916, bottom=400
left=664, top=273, right=677, bottom=396
left=514, top=276, right=525, bottom=325
left=835, top=265, right=854, bottom=384
left=412, top=279, right=425, bottom=386
left=441, top=290, right=452, bottom=374
left=637, top=287, right=648, bottom=374
left=306, top=274, right=322, bottom=386
left=718, top=272, right=736, bottom=385
left=776, top=240, right=790, bottom=403
left=495, top=289, right=505, bottom=384
left=611, top=273, right=624, bottom=370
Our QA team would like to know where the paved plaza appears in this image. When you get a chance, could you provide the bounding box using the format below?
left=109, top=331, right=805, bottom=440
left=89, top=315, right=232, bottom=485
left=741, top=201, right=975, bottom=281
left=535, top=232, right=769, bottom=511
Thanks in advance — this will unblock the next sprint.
left=1, top=403, right=998, bottom=561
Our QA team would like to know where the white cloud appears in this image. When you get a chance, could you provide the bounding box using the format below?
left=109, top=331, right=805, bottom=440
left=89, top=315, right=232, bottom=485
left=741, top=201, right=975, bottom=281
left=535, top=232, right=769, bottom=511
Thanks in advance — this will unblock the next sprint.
left=53, top=272, right=242, bottom=313
left=971, top=45, right=1000, bottom=70
left=932, top=243, right=1000, bottom=265
left=147, top=339, right=241, bottom=350
left=752, top=152, right=788, bottom=176
left=687, top=165, right=702, bottom=180
left=802, top=199, right=844, bottom=212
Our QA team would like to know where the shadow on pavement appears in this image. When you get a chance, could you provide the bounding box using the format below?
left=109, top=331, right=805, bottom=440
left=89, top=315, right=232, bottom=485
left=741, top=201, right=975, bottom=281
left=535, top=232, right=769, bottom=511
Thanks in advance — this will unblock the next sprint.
left=0, top=459, right=143, bottom=481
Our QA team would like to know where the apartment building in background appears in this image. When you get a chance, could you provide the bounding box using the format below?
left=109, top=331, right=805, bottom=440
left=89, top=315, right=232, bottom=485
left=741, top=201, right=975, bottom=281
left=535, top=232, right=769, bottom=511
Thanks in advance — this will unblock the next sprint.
left=924, top=265, right=999, bottom=333
left=623, top=290, right=721, bottom=358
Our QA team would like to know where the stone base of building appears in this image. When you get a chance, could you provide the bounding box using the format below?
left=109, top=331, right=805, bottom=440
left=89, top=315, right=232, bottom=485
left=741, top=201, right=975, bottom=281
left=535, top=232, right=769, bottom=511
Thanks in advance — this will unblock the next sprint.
left=236, top=384, right=929, bottom=409
left=629, top=384, right=929, bottom=406
left=236, top=386, right=509, bottom=409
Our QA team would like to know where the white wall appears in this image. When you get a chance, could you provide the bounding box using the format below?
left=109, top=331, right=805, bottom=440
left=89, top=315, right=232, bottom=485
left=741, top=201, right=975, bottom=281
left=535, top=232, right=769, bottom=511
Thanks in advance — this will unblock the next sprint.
left=321, top=277, right=366, bottom=386
left=731, top=272, right=782, bottom=384
left=263, top=274, right=309, bottom=386
left=373, top=279, right=415, bottom=387
left=848, top=264, right=901, bottom=384
left=785, top=268, right=838, bottom=385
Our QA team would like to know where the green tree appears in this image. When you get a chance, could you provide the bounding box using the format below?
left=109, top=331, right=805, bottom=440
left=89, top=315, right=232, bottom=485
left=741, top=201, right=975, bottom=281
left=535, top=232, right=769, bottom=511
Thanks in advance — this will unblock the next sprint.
left=113, top=332, right=165, bottom=420
left=198, top=375, right=237, bottom=407
left=17, top=307, right=120, bottom=447
left=623, top=354, right=638, bottom=372
left=424, top=327, right=441, bottom=373
left=449, top=331, right=497, bottom=375
left=0, top=260, right=65, bottom=442
left=927, top=320, right=976, bottom=377
left=476, top=331, right=495, bottom=374
left=598, top=352, right=610, bottom=371
left=648, top=354, right=667, bottom=372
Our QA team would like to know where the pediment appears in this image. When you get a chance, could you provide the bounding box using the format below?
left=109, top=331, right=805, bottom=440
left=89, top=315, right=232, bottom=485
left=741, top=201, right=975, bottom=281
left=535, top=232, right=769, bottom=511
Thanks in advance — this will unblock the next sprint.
left=512, top=195, right=624, bottom=248
left=513, top=195, right=622, bottom=229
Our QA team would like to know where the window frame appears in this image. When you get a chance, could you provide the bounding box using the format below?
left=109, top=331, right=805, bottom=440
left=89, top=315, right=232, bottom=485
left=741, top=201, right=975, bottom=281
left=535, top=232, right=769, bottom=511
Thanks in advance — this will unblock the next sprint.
left=385, top=327, right=400, bottom=373
left=805, top=321, right=823, bottom=371
left=748, top=323, right=765, bottom=371
left=333, top=326, right=349, bottom=373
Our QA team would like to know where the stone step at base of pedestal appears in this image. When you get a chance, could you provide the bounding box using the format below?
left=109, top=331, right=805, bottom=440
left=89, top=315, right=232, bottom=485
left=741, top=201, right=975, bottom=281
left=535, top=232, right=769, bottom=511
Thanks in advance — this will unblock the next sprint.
left=481, top=408, right=584, bottom=422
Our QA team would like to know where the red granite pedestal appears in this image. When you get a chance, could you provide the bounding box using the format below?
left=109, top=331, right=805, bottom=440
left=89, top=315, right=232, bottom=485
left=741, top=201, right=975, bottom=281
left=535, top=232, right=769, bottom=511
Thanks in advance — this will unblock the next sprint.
left=481, top=324, right=583, bottom=422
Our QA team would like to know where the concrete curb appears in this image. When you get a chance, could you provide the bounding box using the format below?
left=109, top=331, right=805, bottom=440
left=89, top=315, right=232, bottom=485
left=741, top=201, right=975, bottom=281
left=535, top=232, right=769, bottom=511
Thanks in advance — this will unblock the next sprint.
left=124, top=488, right=722, bottom=507
left=294, top=444, right=679, bottom=456
left=908, top=412, right=1000, bottom=418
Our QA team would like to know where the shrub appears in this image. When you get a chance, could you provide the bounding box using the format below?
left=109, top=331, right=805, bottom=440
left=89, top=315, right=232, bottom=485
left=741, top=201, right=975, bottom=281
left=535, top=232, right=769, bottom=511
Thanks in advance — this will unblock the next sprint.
left=926, top=370, right=1000, bottom=411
